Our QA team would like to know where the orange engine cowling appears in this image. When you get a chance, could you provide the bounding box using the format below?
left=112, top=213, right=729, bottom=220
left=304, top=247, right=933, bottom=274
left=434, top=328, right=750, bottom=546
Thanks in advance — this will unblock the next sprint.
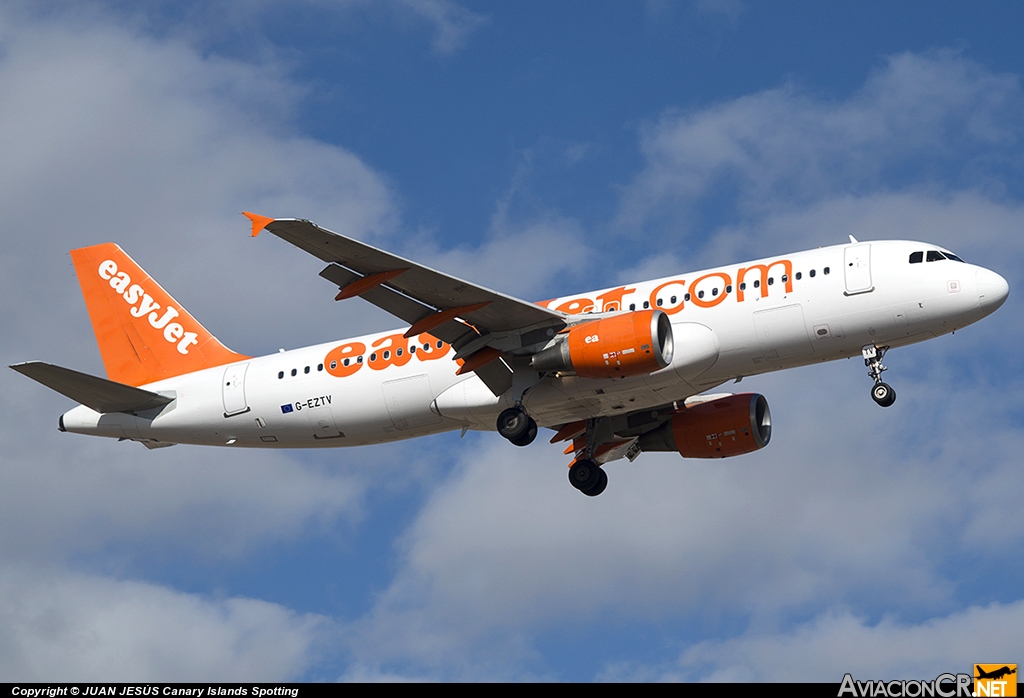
left=531, top=309, right=674, bottom=379
left=637, top=393, right=772, bottom=458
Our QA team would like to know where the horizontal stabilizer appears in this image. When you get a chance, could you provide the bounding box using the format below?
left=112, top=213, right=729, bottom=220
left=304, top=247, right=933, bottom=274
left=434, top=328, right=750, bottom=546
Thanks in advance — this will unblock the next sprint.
left=10, top=361, right=174, bottom=414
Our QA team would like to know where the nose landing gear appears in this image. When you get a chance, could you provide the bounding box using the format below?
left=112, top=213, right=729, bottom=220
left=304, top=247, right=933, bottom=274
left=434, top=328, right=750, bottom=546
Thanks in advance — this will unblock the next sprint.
left=863, top=344, right=896, bottom=407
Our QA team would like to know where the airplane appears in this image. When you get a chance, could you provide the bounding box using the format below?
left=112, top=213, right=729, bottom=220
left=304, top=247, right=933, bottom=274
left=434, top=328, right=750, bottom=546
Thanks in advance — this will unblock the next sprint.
left=975, top=666, right=1017, bottom=681
left=11, top=213, right=1010, bottom=496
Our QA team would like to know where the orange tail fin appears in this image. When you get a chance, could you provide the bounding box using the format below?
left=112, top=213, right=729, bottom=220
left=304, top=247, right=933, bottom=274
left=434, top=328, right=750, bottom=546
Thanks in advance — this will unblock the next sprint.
left=70, top=243, right=249, bottom=387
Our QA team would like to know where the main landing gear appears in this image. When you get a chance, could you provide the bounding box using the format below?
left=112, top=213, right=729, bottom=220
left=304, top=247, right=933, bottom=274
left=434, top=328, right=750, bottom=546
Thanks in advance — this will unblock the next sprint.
left=568, top=458, right=608, bottom=497
left=862, top=344, right=896, bottom=407
left=497, top=406, right=538, bottom=446
left=497, top=408, right=609, bottom=497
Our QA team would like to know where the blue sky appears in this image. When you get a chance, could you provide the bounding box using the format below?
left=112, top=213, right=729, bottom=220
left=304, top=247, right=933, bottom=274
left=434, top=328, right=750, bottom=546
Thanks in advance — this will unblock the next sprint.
left=2, top=0, right=1023, bottom=681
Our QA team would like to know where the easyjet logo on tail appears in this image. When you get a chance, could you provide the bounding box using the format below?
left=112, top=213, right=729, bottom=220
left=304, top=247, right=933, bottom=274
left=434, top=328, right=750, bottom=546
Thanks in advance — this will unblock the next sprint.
left=97, top=259, right=199, bottom=354
left=71, top=242, right=247, bottom=387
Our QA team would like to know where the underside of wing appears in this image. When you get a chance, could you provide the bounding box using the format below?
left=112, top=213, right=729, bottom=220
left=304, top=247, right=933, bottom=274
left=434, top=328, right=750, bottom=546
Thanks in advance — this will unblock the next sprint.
left=248, top=214, right=569, bottom=395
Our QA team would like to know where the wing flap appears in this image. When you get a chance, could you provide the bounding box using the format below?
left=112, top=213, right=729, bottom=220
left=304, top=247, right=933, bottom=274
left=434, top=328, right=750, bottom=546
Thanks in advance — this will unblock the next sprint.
left=472, top=358, right=514, bottom=396
left=11, top=361, right=174, bottom=414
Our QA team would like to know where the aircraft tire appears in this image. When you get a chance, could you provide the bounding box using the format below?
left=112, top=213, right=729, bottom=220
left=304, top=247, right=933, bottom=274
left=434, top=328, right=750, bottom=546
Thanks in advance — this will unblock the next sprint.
left=497, top=407, right=531, bottom=441
left=581, top=468, right=608, bottom=497
left=871, top=382, right=896, bottom=407
left=509, top=418, right=538, bottom=447
left=568, top=458, right=601, bottom=491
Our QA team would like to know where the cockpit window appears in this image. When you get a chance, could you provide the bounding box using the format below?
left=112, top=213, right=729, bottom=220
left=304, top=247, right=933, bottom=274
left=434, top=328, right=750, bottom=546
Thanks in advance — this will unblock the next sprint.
left=926, top=250, right=945, bottom=262
left=909, top=251, right=923, bottom=264
left=945, top=252, right=966, bottom=263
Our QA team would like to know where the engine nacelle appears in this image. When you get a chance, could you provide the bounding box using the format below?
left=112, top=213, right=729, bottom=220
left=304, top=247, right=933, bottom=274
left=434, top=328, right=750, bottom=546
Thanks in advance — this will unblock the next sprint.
left=531, top=310, right=674, bottom=379
left=637, top=393, right=772, bottom=458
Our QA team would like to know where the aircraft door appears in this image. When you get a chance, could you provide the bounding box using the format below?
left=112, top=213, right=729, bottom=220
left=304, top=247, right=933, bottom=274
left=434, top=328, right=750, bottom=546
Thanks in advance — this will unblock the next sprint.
left=844, top=244, right=873, bottom=295
left=222, top=362, right=250, bottom=416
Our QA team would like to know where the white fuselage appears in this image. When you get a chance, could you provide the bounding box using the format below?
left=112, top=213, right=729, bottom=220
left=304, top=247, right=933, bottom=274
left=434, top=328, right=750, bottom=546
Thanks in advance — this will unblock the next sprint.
left=60, top=240, right=1008, bottom=448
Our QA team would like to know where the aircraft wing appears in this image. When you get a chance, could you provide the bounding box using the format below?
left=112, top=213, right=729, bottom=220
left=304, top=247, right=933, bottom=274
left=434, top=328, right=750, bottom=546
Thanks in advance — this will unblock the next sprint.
left=246, top=214, right=569, bottom=395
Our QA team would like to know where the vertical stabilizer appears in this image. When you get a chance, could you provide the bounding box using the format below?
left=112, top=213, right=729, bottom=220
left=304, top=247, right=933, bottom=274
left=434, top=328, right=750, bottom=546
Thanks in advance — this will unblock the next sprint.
left=70, top=243, right=249, bottom=386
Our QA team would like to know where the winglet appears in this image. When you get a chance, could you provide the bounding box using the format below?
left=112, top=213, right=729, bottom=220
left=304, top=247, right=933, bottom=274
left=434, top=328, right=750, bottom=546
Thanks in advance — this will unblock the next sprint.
left=243, top=212, right=275, bottom=237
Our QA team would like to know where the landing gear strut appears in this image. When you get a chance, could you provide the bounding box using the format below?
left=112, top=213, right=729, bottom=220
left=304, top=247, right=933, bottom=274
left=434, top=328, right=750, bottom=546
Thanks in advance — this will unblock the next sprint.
left=497, top=407, right=537, bottom=446
left=564, top=417, right=613, bottom=496
left=862, top=344, right=896, bottom=407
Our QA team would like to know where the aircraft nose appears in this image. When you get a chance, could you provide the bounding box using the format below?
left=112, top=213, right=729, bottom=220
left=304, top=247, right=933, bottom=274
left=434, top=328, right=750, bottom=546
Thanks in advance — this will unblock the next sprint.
left=976, top=267, right=1009, bottom=312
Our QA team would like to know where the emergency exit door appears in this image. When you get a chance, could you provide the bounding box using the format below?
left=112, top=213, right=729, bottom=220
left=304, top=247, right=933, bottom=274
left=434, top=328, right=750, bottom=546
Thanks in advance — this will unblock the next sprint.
left=844, top=244, right=873, bottom=295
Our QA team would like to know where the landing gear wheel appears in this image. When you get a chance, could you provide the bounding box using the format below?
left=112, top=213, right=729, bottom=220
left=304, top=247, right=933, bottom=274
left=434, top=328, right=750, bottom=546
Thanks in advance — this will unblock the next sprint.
left=509, top=418, right=538, bottom=446
left=581, top=468, right=608, bottom=497
left=497, top=408, right=530, bottom=441
left=871, top=382, right=896, bottom=407
left=568, top=459, right=602, bottom=492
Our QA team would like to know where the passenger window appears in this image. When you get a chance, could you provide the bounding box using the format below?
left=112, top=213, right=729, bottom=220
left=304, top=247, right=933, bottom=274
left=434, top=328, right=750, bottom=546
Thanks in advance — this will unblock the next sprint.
left=643, top=301, right=650, bottom=309
left=810, top=269, right=816, bottom=278
left=781, top=274, right=788, bottom=283
left=383, top=350, right=391, bottom=360
left=684, top=293, right=691, bottom=302
left=909, top=251, right=923, bottom=264
left=726, top=285, right=732, bottom=293
left=317, top=364, right=323, bottom=371
left=410, top=345, right=416, bottom=354
left=670, top=296, right=677, bottom=304
left=357, top=356, right=363, bottom=363
left=753, top=280, right=760, bottom=288
left=629, top=303, right=636, bottom=311
left=436, top=340, right=444, bottom=349
left=278, top=371, right=284, bottom=379
left=330, top=361, right=337, bottom=370
left=697, top=290, right=704, bottom=299
left=304, top=366, right=310, bottom=374
left=739, top=282, right=746, bottom=290
left=396, top=348, right=403, bottom=357
left=795, top=272, right=802, bottom=280
left=768, top=277, right=774, bottom=286
left=926, top=250, right=944, bottom=262
left=824, top=267, right=830, bottom=275
left=291, top=368, right=297, bottom=377
left=656, top=298, right=663, bottom=306
left=712, top=288, right=719, bottom=296
left=370, top=353, right=377, bottom=361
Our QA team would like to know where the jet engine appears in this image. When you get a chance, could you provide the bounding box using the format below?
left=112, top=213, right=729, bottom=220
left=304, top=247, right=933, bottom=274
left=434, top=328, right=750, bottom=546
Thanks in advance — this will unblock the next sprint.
left=530, top=309, right=674, bottom=379
left=637, top=393, right=771, bottom=458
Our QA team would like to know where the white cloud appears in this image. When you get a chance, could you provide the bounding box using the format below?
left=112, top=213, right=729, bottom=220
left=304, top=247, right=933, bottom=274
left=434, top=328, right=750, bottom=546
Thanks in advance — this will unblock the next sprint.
left=615, top=51, right=1024, bottom=238
left=666, top=602, right=1024, bottom=682
left=394, top=0, right=488, bottom=55
left=0, top=565, right=329, bottom=681
left=403, top=214, right=593, bottom=300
